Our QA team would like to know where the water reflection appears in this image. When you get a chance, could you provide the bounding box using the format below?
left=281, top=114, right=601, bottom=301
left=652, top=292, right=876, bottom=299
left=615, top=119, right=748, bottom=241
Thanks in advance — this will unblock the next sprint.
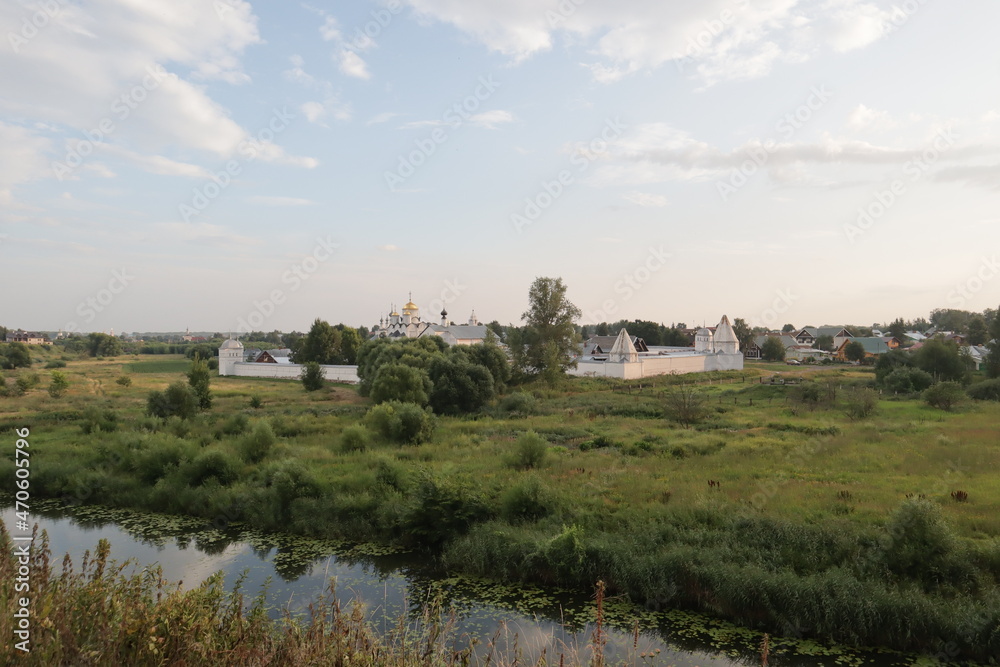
left=1, top=503, right=933, bottom=666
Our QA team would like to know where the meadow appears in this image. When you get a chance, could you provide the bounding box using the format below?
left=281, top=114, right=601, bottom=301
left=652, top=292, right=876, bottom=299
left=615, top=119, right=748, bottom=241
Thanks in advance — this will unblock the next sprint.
left=1, top=349, right=999, bottom=660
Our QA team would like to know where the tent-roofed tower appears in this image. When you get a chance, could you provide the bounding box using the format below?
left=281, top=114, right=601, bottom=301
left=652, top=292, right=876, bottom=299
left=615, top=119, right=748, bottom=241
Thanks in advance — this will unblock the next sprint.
left=609, top=328, right=639, bottom=363
left=713, top=315, right=739, bottom=355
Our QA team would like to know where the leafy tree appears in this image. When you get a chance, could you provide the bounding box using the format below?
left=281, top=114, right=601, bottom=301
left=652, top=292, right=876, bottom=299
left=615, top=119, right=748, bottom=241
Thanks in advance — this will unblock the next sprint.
left=914, top=338, right=968, bottom=383
left=336, top=326, right=363, bottom=365
left=781, top=323, right=796, bottom=333
left=887, top=318, right=906, bottom=341
left=883, top=368, right=935, bottom=395
left=87, top=333, right=122, bottom=357
left=300, top=361, right=325, bottom=392
left=875, top=349, right=914, bottom=384
left=365, top=401, right=435, bottom=444
left=459, top=343, right=510, bottom=392
left=519, top=277, right=581, bottom=380
left=732, top=318, right=753, bottom=353
left=295, top=319, right=341, bottom=364
left=486, top=320, right=504, bottom=341
left=370, top=363, right=431, bottom=405
left=1, top=343, right=32, bottom=369
left=761, top=336, right=786, bottom=361
left=595, top=322, right=610, bottom=336
left=185, top=344, right=216, bottom=360
left=923, top=381, right=965, bottom=411
left=428, top=356, right=495, bottom=415
left=147, top=382, right=198, bottom=419
left=186, top=355, right=212, bottom=409
left=48, top=370, right=69, bottom=398
left=813, top=334, right=835, bottom=352
left=844, top=341, right=867, bottom=363
left=966, top=314, right=988, bottom=346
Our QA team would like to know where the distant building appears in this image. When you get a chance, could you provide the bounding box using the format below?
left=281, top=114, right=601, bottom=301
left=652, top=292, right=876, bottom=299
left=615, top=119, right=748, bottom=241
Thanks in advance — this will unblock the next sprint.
left=372, top=295, right=489, bottom=346
left=5, top=330, right=51, bottom=345
left=218, top=338, right=358, bottom=383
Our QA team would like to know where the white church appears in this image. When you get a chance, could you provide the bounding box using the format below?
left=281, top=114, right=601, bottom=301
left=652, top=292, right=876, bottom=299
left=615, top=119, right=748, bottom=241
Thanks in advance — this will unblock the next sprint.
left=371, top=296, right=489, bottom=346
left=569, top=315, right=743, bottom=378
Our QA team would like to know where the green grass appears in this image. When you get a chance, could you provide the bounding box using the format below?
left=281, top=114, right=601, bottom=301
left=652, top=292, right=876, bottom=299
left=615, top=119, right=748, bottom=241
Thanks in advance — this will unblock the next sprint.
left=2, top=354, right=999, bottom=660
left=123, top=358, right=193, bottom=373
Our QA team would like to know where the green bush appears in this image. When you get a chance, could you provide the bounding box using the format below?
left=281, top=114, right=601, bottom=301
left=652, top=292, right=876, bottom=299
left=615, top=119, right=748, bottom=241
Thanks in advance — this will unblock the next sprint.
left=365, top=401, right=435, bottom=445
left=883, top=367, right=935, bottom=394
left=249, top=395, right=263, bottom=409
left=967, top=378, right=1000, bottom=401
left=219, top=413, right=250, bottom=435
left=239, top=421, right=276, bottom=463
left=81, top=406, right=119, bottom=434
left=300, top=361, right=325, bottom=392
left=147, top=382, right=199, bottom=420
left=45, top=359, right=67, bottom=369
left=134, top=435, right=196, bottom=484
left=403, top=475, right=491, bottom=549
left=115, top=375, right=132, bottom=387
left=844, top=387, right=879, bottom=420
left=370, top=363, right=431, bottom=406
left=923, top=381, right=965, bottom=411
left=508, top=431, right=549, bottom=469
left=339, top=425, right=370, bottom=452
left=500, top=476, right=553, bottom=523
left=48, top=370, right=69, bottom=398
left=187, top=450, right=241, bottom=486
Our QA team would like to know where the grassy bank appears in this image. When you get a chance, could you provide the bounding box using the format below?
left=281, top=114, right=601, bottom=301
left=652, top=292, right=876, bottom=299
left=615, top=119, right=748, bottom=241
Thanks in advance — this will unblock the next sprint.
left=2, top=353, right=999, bottom=660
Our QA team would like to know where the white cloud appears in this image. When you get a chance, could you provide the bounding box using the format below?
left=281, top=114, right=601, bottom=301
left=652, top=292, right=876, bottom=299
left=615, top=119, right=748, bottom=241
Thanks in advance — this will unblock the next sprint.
left=0, top=122, right=53, bottom=193
left=367, top=112, right=400, bottom=125
left=847, top=104, right=895, bottom=130
left=469, top=110, right=514, bottom=129
left=152, top=221, right=261, bottom=246
left=623, top=191, right=668, bottom=207
left=338, top=49, right=371, bottom=79
left=400, top=0, right=906, bottom=85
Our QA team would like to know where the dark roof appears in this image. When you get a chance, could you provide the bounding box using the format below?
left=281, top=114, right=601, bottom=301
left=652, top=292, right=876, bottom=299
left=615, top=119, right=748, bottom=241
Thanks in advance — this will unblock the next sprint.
left=584, top=335, right=648, bottom=354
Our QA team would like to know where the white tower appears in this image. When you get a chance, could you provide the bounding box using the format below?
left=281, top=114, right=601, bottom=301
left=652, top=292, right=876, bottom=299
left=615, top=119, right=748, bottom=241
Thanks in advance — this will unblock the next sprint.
left=713, top=315, right=739, bottom=355
left=218, top=337, right=244, bottom=376
left=694, top=327, right=713, bottom=352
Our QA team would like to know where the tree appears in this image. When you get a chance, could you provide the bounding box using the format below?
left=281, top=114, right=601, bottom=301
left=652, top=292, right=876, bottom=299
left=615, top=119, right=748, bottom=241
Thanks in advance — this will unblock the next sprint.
left=760, top=336, right=786, bottom=361
left=48, top=371, right=69, bottom=398
left=923, top=381, right=965, bottom=411
left=914, top=338, right=968, bottom=382
left=187, top=355, right=212, bottom=409
left=781, top=323, right=796, bottom=333
left=370, top=363, right=431, bottom=405
left=295, top=319, right=342, bottom=364
left=732, top=318, right=753, bottom=353
left=663, top=387, right=708, bottom=427
left=1, top=343, right=31, bottom=369
left=813, top=334, right=835, bottom=352
left=486, top=320, right=504, bottom=341
left=520, top=277, right=581, bottom=380
left=428, top=356, right=495, bottom=415
left=887, top=318, right=906, bottom=341
left=300, top=361, right=325, bottom=391
left=875, top=349, right=913, bottom=384
left=87, top=333, right=122, bottom=357
left=844, top=341, right=867, bottom=363
left=966, top=314, right=988, bottom=346
left=336, top=326, right=362, bottom=365
left=147, top=382, right=198, bottom=419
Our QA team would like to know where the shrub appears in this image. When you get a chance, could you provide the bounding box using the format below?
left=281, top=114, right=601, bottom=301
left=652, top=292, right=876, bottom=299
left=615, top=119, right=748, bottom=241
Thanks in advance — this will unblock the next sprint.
left=147, top=382, right=199, bottom=420
left=186, top=356, right=212, bottom=409
left=403, top=475, right=491, bottom=549
left=370, top=363, right=431, bottom=406
left=115, top=375, right=132, bottom=387
left=883, top=367, right=935, bottom=395
left=967, top=378, right=1000, bottom=401
left=881, top=498, right=960, bottom=587
left=508, top=431, right=549, bottom=469
left=48, top=370, right=69, bottom=398
left=45, top=360, right=67, bottom=369
left=500, top=476, right=553, bottom=523
left=923, top=381, right=965, bottom=411
left=249, top=395, right=263, bottom=409
left=339, top=425, right=370, bottom=452
left=300, top=361, right=325, bottom=392
left=499, top=391, right=537, bottom=415
left=365, top=401, right=434, bottom=445
left=219, top=413, right=250, bottom=435
left=81, top=406, right=119, bottom=434
left=239, top=421, right=276, bottom=463
left=188, top=450, right=241, bottom=486
left=134, top=435, right=195, bottom=484
left=844, top=387, right=879, bottom=420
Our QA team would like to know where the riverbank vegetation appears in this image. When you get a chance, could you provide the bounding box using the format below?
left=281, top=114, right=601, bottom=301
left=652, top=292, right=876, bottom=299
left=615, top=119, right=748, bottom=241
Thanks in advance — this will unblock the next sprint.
left=2, top=346, right=1000, bottom=661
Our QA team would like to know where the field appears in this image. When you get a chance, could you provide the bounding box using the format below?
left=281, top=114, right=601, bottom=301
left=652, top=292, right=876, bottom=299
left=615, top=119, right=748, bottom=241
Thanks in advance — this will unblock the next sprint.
left=2, top=349, right=999, bottom=660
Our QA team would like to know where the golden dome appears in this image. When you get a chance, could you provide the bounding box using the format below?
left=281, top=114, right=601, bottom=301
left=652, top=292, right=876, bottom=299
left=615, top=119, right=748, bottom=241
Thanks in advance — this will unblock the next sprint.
left=403, top=301, right=418, bottom=312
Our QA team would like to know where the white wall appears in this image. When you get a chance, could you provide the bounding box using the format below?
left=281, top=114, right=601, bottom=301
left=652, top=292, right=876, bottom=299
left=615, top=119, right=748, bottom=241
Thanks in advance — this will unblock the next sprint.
left=228, top=362, right=359, bottom=384
left=569, top=353, right=743, bottom=378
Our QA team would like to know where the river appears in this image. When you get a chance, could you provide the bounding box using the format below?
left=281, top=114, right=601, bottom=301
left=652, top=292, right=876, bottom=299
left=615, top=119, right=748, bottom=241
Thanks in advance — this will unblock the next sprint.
left=1, top=501, right=958, bottom=666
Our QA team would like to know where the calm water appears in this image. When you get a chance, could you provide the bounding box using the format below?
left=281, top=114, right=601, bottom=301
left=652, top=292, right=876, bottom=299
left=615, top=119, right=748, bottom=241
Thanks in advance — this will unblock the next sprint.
left=1, top=502, right=953, bottom=666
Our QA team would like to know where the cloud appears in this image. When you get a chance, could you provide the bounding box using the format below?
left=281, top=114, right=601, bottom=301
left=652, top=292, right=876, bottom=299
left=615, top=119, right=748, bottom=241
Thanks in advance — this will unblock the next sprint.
left=338, top=49, right=371, bottom=79
left=99, top=145, right=212, bottom=178
left=248, top=196, right=316, bottom=206
left=623, top=191, right=668, bottom=207
left=152, top=221, right=261, bottom=246
left=0, top=121, right=53, bottom=192
left=367, top=112, right=400, bottom=125
left=847, top=104, right=895, bottom=130
left=399, top=0, right=906, bottom=86
left=469, top=110, right=514, bottom=129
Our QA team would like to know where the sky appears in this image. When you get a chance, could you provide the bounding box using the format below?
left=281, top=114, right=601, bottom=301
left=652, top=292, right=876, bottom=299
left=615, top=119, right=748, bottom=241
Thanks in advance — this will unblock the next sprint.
left=2, top=0, right=999, bottom=335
